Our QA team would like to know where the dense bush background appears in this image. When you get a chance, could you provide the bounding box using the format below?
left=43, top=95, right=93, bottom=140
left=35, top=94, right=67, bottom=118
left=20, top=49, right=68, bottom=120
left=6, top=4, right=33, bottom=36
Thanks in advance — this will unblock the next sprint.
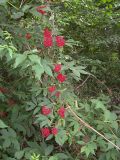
left=0, top=0, right=120, bottom=160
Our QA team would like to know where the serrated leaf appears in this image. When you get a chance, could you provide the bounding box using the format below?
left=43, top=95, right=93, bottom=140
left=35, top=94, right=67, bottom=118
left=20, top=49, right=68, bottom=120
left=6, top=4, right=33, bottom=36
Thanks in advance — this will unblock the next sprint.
left=29, top=54, right=42, bottom=65
left=3, top=139, right=11, bottom=148
left=32, top=64, right=44, bottom=80
left=44, top=65, right=53, bottom=77
left=22, top=5, right=31, bottom=12
left=55, top=153, right=69, bottom=159
left=14, top=54, right=27, bottom=67
left=15, top=151, right=24, bottom=159
left=55, top=130, right=68, bottom=146
left=49, top=156, right=58, bottom=160
left=9, top=128, right=16, bottom=138
left=0, top=0, right=8, bottom=4
left=81, top=142, right=97, bottom=157
left=46, top=134, right=53, bottom=141
left=11, top=12, right=24, bottom=19
left=33, top=107, right=40, bottom=115
left=0, top=119, right=8, bottom=128
left=45, top=145, right=54, bottom=156
left=72, top=69, right=80, bottom=77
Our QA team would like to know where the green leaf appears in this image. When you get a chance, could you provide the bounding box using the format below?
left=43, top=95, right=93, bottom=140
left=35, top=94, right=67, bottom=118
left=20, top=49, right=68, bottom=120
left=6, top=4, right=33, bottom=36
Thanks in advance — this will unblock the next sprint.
left=14, top=54, right=27, bottom=67
left=55, top=130, right=68, bottom=146
left=104, top=110, right=117, bottom=121
left=29, top=54, right=42, bottom=65
left=3, top=139, right=11, bottom=148
left=22, top=5, right=31, bottom=12
left=42, top=59, right=53, bottom=77
left=15, top=151, right=24, bottom=159
left=44, top=65, right=53, bottom=77
left=91, top=99, right=105, bottom=110
left=81, top=142, right=97, bottom=157
left=11, top=12, right=24, bottom=19
left=9, top=128, right=16, bottom=138
left=13, top=139, right=20, bottom=150
left=49, top=156, right=58, bottom=160
left=32, top=64, right=44, bottom=80
left=72, top=69, right=80, bottom=77
left=45, top=145, right=54, bottom=156
left=46, top=134, right=53, bottom=141
left=55, top=153, right=69, bottom=159
left=0, top=0, right=8, bottom=5
left=8, top=48, right=13, bottom=58
left=0, top=119, right=8, bottom=128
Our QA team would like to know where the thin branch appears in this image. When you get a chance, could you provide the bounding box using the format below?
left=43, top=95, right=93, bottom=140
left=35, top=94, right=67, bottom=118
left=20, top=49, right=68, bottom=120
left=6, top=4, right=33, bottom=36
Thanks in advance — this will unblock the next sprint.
left=19, top=0, right=25, bottom=8
left=67, top=105, right=120, bottom=151
left=91, top=74, right=112, bottom=95
left=76, top=74, right=90, bottom=90
left=7, top=2, right=19, bottom=10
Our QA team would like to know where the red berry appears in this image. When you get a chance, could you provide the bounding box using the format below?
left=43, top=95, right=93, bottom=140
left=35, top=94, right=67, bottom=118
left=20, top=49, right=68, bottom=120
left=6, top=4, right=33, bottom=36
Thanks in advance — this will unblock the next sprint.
left=43, top=28, right=53, bottom=47
left=53, top=64, right=62, bottom=73
left=57, top=107, right=66, bottom=118
left=44, top=28, right=52, bottom=37
left=0, top=87, right=7, bottom=93
left=43, top=38, right=53, bottom=47
left=57, top=73, right=66, bottom=83
left=25, top=33, right=31, bottom=40
left=48, top=86, right=56, bottom=93
left=0, top=111, right=7, bottom=118
left=41, top=128, right=50, bottom=138
left=7, top=99, right=16, bottom=106
left=41, top=106, right=51, bottom=115
left=56, top=36, right=65, bottom=47
left=36, top=6, right=46, bottom=15
left=55, top=91, right=61, bottom=98
left=51, top=127, right=58, bottom=135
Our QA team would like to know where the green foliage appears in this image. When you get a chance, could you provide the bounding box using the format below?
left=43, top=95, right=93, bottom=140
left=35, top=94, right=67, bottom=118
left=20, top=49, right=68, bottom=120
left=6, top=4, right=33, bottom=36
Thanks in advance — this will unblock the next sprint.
left=0, top=119, right=8, bottom=128
left=0, top=0, right=120, bottom=160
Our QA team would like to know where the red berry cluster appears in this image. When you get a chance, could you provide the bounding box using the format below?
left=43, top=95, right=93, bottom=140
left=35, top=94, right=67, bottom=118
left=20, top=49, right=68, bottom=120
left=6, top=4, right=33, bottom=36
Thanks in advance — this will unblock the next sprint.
left=40, top=64, right=67, bottom=138
left=41, top=105, right=66, bottom=119
left=41, top=106, right=51, bottom=115
left=43, top=28, right=65, bottom=48
left=43, top=28, right=53, bottom=47
left=57, top=107, right=66, bottom=118
left=0, top=87, right=8, bottom=93
left=48, top=64, right=66, bottom=118
left=25, top=33, right=32, bottom=40
left=40, top=105, right=65, bottom=137
left=7, top=99, right=16, bottom=106
left=48, top=85, right=61, bottom=98
left=41, top=127, right=58, bottom=138
left=48, top=85, right=56, bottom=93
left=25, top=30, right=65, bottom=48
left=0, top=111, right=8, bottom=118
left=24, top=4, right=65, bottom=47
left=36, top=5, right=46, bottom=15
left=53, top=64, right=62, bottom=72
left=0, top=87, right=16, bottom=107
left=56, top=36, right=65, bottom=47
left=47, top=64, right=66, bottom=98
left=53, top=64, right=66, bottom=83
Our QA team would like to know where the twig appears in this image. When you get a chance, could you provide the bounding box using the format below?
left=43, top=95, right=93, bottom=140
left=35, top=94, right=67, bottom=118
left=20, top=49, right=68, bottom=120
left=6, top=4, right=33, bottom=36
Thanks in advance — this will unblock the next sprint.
left=19, top=0, right=25, bottom=8
left=67, top=105, right=120, bottom=151
left=7, top=2, right=19, bottom=10
left=76, top=74, right=90, bottom=89
left=91, top=74, right=112, bottom=95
